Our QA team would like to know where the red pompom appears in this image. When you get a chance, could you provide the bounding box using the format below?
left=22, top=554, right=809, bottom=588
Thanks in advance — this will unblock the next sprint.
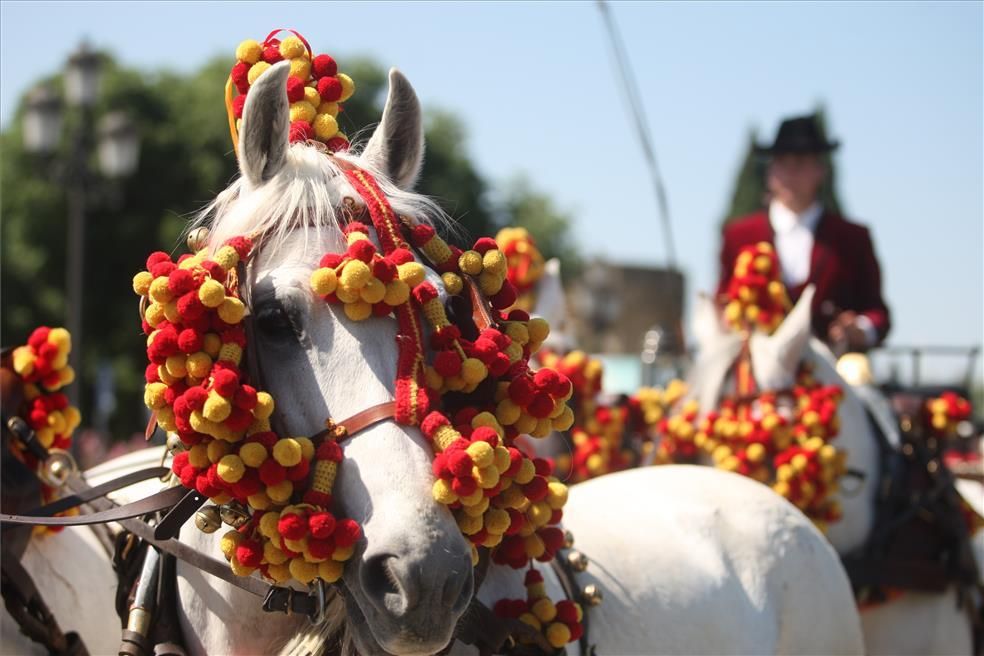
left=289, top=120, right=313, bottom=144
left=555, top=599, right=578, bottom=624
left=262, top=45, right=283, bottom=64
left=146, top=252, right=171, bottom=270
left=232, top=94, right=247, bottom=119
left=320, top=253, right=344, bottom=269
left=307, top=538, right=335, bottom=560
left=527, top=392, right=555, bottom=419
left=471, top=427, right=499, bottom=445
left=451, top=476, right=477, bottom=497
left=508, top=376, right=536, bottom=406
left=258, top=459, right=286, bottom=486
left=434, top=351, right=462, bottom=377
left=333, top=519, right=362, bottom=548
left=150, top=261, right=176, bottom=278
left=410, top=224, right=435, bottom=246
left=311, top=54, right=337, bottom=79
left=212, top=369, right=239, bottom=397
left=177, top=328, right=203, bottom=354
left=308, top=511, right=337, bottom=539
left=278, top=513, right=308, bottom=540
left=316, top=440, right=342, bottom=462
left=420, top=411, right=450, bottom=438
left=389, top=249, right=415, bottom=265
left=231, top=62, right=251, bottom=93
left=412, top=283, right=439, bottom=305
left=286, top=76, right=306, bottom=103
left=286, top=458, right=310, bottom=482
left=326, top=136, right=349, bottom=152
left=472, top=238, right=498, bottom=254
left=145, top=363, right=161, bottom=383
left=533, top=458, right=552, bottom=476
left=372, top=258, right=397, bottom=283
left=347, top=239, right=376, bottom=263
left=317, top=76, right=342, bottom=102
left=490, top=281, right=517, bottom=310
left=447, top=451, right=473, bottom=477
left=523, top=476, right=548, bottom=502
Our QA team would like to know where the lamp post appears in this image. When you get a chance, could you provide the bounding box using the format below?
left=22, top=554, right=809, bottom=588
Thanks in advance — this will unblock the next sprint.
left=22, top=41, right=141, bottom=407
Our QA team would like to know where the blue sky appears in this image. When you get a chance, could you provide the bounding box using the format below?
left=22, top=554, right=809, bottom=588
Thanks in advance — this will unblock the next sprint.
left=2, top=1, right=981, bottom=382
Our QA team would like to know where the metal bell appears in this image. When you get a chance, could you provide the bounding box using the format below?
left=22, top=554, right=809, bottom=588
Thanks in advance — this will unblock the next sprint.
left=567, top=550, right=589, bottom=572
left=165, top=432, right=186, bottom=455
left=194, top=505, right=221, bottom=533
left=40, top=449, right=77, bottom=488
left=581, top=583, right=604, bottom=606
left=186, top=227, right=210, bottom=252
left=219, top=501, right=250, bottom=528
left=563, top=529, right=575, bottom=549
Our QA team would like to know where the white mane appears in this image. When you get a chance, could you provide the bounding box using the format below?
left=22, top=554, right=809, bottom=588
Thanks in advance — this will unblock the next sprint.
left=191, top=142, right=449, bottom=257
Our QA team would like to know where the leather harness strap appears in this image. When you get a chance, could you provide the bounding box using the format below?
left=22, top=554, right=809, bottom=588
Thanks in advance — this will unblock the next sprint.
left=0, top=486, right=189, bottom=528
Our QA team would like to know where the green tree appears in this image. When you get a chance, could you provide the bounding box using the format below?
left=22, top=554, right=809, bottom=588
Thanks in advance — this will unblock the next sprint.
left=722, top=108, right=843, bottom=226
left=2, top=52, right=577, bottom=438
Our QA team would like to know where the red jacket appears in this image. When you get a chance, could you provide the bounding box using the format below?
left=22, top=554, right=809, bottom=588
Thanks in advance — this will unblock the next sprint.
left=717, top=210, right=891, bottom=345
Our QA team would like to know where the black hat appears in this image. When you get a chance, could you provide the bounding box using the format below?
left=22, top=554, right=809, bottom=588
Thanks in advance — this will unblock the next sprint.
left=755, top=115, right=840, bottom=155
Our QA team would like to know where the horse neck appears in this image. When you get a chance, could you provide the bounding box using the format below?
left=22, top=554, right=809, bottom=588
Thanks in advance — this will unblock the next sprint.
left=801, top=345, right=880, bottom=555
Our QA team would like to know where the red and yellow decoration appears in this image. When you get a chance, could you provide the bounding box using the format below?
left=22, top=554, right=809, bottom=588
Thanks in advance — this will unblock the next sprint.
left=135, top=236, right=362, bottom=584
left=722, top=242, right=791, bottom=334
left=494, top=569, right=584, bottom=650
left=495, top=227, right=546, bottom=312
left=226, top=29, right=355, bottom=154
left=8, top=326, right=82, bottom=533
left=925, top=391, right=972, bottom=438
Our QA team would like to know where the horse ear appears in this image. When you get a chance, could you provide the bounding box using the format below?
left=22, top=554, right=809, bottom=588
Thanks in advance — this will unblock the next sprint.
left=239, top=61, right=291, bottom=188
left=362, top=69, right=424, bottom=190
left=769, top=284, right=816, bottom=371
left=692, top=292, right=728, bottom=351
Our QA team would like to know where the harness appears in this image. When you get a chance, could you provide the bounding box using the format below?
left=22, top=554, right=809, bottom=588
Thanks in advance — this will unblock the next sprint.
left=0, top=171, right=594, bottom=656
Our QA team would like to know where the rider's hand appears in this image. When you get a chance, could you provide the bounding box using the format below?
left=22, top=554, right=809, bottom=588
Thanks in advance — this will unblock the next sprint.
left=828, top=311, right=870, bottom=352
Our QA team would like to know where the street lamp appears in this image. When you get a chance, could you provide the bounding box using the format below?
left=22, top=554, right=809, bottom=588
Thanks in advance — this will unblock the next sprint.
left=21, top=41, right=141, bottom=410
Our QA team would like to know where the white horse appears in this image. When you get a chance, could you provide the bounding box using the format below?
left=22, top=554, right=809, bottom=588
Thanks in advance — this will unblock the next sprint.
left=689, top=286, right=975, bottom=655
left=6, top=61, right=864, bottom=656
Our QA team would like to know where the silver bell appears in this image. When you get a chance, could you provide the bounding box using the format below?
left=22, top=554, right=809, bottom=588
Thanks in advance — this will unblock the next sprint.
left=563, top=529, right=575, bottom=549
left=219, top=501, right=250, bottom=528
left=194, top=505, right=221, bottom=533
left=567, top=550, right=589, bottom=572
left=165, top=432, right=186, bottom=455
left=186, top=227, right=210, bottom=252
left=39, top=449, right=77, bottom=488
left=581, top=583, right=604, bottom=606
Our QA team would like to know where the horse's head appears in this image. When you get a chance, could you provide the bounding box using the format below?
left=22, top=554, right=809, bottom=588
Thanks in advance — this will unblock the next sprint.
left=210, top=61, right=472, bottom=655
left=689, top=286, right=818, bottom=408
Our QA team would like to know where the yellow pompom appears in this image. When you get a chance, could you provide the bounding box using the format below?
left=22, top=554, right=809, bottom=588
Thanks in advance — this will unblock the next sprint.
left=220, top=529, right=243, bottom=557
left=457, top=513, right=483, bottom=535
left=344, top=301, right=373, bottom=322
left=217, top=298, right=245, bottom=325
left=272, top=438, right=302, bottom=467
left=318, top=560, right=345, bottom=583
left=266, top=563, right=291, bottom=583
left=203, top=333, right=222, bottom=357
left=263, top=541, right=289, bottom=565
left=332, top=544, right=354, bottom=562
left=296, top=437, right=315, bottom=462
left=515, top=458, right=536, bottom=485
left=440, top=272, right=463, bottom=296
left=546, top=622, right=572, bottom=648
left=458, top=250, right=483, bottom=276
left=302, top=86, right=321, bottom=107
left=465, top=441, right=494, bottom=468
left=143, top=382, right=168, bottom=409
left=259, top=511, right=281, bottom=540
left=552, top=406, right=575, bottom=431
left=397, top=262, right=426, bottom=287
left=461, top=358, right=488, bottom=385
left=144, top=303, right=166, bottom=327
left=239, top=441, right=268, bottom=467
left=384, top=280, right=410, bottom=306
left=206, top=440, right=229, bottom=464
left=290, top=101, right=317, bottom=124
left=336, top=73, right=355, bottom=102
left=289, top=558, right=319, bottom=584
left=527, top=318, right=550, bottom=344
left=199, top=279, right=226, bottom=308
left=188, top=444, right=209, bottom=469
left=523, top=533, right=546, bottom=558
left=246, top=492, right=272, bottom=510
left=186, top=352, right=213, bottom=378
left=474, top=465, right=500, bottom=489
left=335, top=286, right=359, bottom=303
left=313, top=113, right=339, bottom=140
left=432, top=478, right=457, bottom=504
left=514, top=413, right=537, bottom=435
left=203, top=393, right=232, bottom=422
left=132, top=271, right=153, bottom=296
left=317, top=101, right=340, bottom=117
left=236, top=39, right=262, bottom=64
left=546, top=481, right=569, bottom=509
left=360, top=277, right=386, bottom=304
left=217, top=455, right=245, bottom=483
left=247, top=61, right=271, bottom=85
left=165, top=354, right=188, bottom=378
left=254, top=392, right=275, bottom=419
left=289, top=58, right=311, bottom=80
left=533, top=598, right=557, bottom=622
left=478, top=271, right=503, bottom=296
left=484, top=508, right=511, bottom=535
left=505, top=322, right=530, bottom=345
left=340, top=260, right=372, bottom=290
left=149, top=276, right=173, bottom=304
left=266, top=480, right=293, bottom=503
left=482, top=249, right=506, bottom=275
left=279, top=35, right=307, bottom=59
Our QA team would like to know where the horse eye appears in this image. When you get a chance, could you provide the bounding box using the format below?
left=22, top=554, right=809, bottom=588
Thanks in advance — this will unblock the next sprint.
left=255, top=304, right=297, bottom=340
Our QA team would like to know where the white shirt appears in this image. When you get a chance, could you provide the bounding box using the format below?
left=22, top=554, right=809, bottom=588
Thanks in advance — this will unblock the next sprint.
left=768, top=199, right=822, bottom=288
left=768, top=199, right=878, bottom=348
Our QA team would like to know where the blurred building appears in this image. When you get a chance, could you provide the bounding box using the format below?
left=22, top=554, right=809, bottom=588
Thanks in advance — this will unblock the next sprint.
left=567, top=260, right=686, bottom=356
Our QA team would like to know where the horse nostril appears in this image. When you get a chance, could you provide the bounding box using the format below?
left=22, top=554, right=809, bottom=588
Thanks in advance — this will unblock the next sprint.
left=443, top=565, right=473, bottom=614
left=362, top=553, right=401, bottom=607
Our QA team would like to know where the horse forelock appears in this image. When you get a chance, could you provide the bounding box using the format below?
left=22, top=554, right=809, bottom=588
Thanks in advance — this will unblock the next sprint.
left=190, top=141, right=451, bottom=263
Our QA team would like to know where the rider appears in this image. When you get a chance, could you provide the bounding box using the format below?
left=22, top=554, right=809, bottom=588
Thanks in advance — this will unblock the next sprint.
left=717, top=115, right=891, bottom=353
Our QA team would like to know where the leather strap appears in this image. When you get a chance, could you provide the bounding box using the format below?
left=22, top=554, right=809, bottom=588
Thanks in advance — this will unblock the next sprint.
left=308, top=401, right=398, bottom=444
left=0, top=486, right=188, bottom=527
left=153, top=489, right=207, bottom=540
